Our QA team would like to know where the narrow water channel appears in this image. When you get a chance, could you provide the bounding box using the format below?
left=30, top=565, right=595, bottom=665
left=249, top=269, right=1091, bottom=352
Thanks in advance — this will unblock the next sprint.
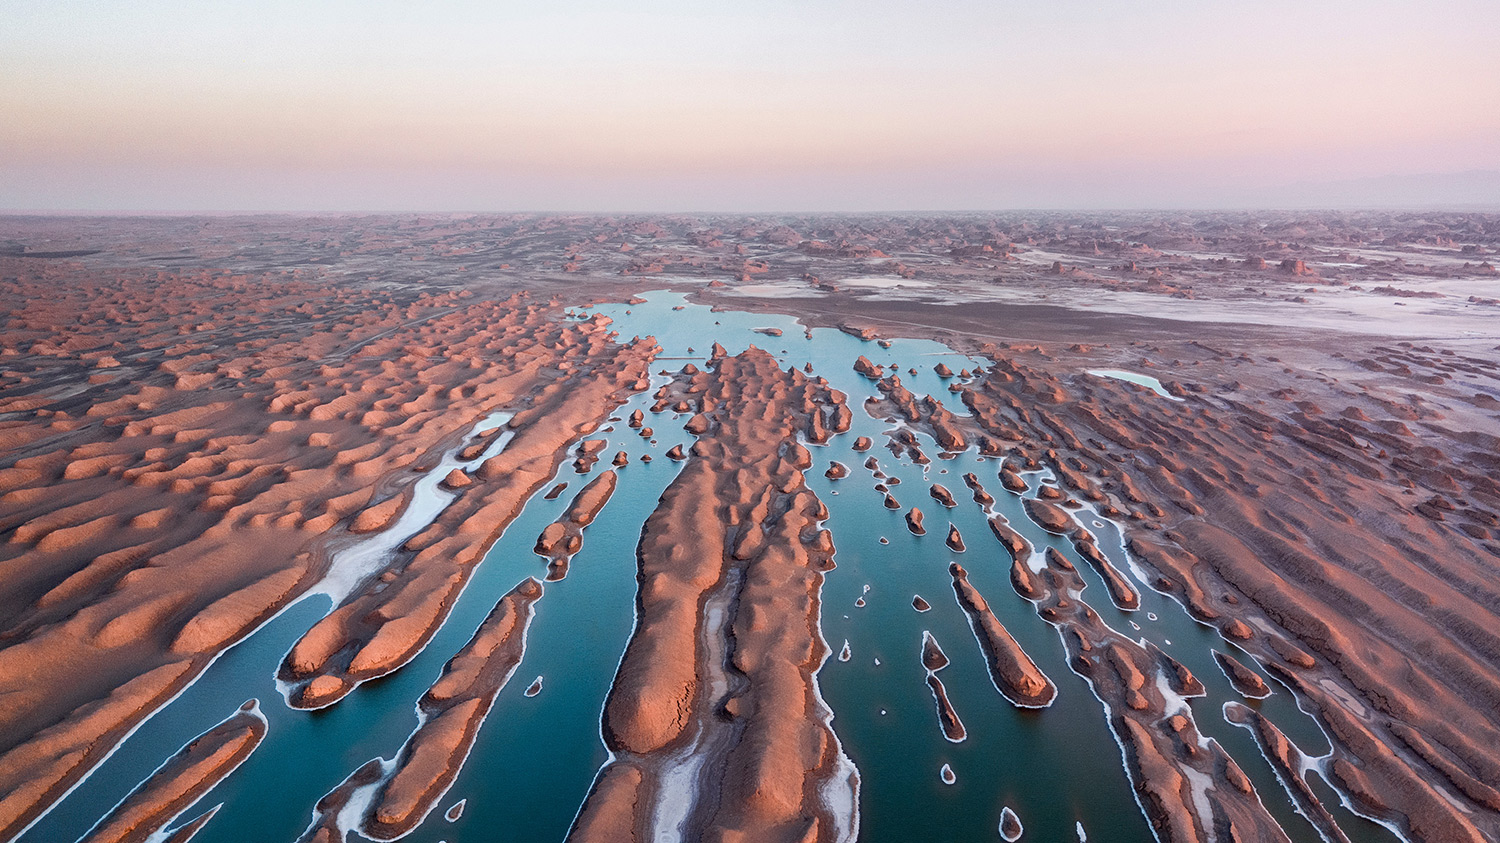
left=24, top=291, right=1396, bottom=843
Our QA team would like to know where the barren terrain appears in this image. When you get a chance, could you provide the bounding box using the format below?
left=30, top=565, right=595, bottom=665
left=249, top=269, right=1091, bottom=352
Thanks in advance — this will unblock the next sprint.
left=2, top=211, right=1497, bottom=842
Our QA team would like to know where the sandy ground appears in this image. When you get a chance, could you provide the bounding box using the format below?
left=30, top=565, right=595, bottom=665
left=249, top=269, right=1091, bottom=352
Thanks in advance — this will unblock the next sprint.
left=2, top=211, right=1498, bottom=842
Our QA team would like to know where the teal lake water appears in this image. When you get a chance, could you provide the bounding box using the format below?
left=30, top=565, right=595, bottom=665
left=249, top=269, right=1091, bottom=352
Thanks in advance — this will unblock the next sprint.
left=1084, top=370, right=1183, bottom=401
left=24, top=292, right=1396, bottom=843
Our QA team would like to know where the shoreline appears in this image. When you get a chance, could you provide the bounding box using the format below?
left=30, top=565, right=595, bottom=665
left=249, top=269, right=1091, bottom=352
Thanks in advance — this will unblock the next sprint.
left=4, top=212, right=1499, bottom=843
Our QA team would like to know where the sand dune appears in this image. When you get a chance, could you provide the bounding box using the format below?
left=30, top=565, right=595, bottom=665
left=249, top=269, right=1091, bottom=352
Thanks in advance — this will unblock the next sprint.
left=571, top=347, right=856, bottom=843
left=858, top=331, right=1500, bottom=841
left=0, top=258, right=656, bottom=836
left=5, top=212, right=1499, bottom=843
left=303, top=577, right=542, bottom=840
left=78, top=700, right=265, bottom=843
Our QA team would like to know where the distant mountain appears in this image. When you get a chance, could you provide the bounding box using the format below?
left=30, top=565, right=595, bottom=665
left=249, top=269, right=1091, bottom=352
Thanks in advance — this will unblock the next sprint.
left=1243, top=169, right=1500, bottom=210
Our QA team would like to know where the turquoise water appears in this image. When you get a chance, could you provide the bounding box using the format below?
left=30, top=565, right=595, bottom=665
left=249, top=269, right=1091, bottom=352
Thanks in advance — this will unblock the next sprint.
left=1085, top=369, right=1183, bottom=401
left=23, top=292, right=1396, bottom=843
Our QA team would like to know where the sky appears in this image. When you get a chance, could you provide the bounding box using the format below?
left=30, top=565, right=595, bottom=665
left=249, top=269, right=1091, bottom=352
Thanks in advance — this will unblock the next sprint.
left=3, top=0, right=1498, bottom=212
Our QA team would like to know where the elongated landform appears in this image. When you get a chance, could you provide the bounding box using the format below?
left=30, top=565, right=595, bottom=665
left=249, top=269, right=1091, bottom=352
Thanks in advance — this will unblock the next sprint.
left=886, top=340, right=1500, bottom=841
left=948, top=562, right=1056, bottom=708
left=79, top=700, right=265, bottom=843
left=1224, top=702, right=1353, bottom=843
left=920, top=631, right=968, bottom=743
left=535, top=468, right=617, bottom=580
left=3, top=212, right=1500, bottom=843
left=298, top=577, right=542, bottom=842
left=1018, top=540, right=1290, bottom=840
left=569, top=346, right=857, bottom=843
left=0, top=256, right=644, bottom=839
left=277, top=335, right=653, bottom=709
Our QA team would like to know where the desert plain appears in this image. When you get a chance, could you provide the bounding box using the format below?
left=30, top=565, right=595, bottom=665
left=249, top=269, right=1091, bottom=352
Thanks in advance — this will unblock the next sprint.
left=1, top=211, right=1499, bottom=843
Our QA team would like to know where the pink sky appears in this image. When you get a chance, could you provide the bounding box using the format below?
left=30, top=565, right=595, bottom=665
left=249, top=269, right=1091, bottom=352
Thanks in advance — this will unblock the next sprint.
left=3, top=0, right=1498, bottom=211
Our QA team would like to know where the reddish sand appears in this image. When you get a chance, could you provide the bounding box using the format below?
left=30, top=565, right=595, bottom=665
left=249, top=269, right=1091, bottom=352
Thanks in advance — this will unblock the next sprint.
left=999, top=806, right=1023, bottom=842
left=921, top=632, right=968, bottom=742
left=1017, top=539, right=1283, bottom=840
left=6, top=212, right=1500, bottom=843
left=305, top=577, right=542, bottom=841
left=962, top=472, right=994, bottom=506
left=1213, top=651, right=1271, bottom=699
left=78, top=700, right=265, bottom=843
left=948, top=563, right=1055, bottom=707
left=1225, top=703, right=1352, bottom=843
left=837, top=329, right=1500, bottom=842
left=1071, top=538, right=1141, bottom=610
left=944, top=523, right=966, bottom=552
left=535, top=469, right=618, bottom=579
left=279, top=336, right=654, bottom=709
left=570, top=347, right=855, bottom=843
left=0, top=256, right=655, bottom=835
left=958, top=348, right=1499, bottom=842
left=905, top=506, right=925, bottom=535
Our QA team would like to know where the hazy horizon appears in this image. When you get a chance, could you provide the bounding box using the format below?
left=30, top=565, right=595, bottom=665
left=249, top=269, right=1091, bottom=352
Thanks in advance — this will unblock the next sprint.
left=5, top=0, right=1498, bottom=212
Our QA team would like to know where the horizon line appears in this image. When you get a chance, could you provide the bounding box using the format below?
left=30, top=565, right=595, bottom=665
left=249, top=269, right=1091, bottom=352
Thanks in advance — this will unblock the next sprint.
left=6, top=203, right=1500, bottom=218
